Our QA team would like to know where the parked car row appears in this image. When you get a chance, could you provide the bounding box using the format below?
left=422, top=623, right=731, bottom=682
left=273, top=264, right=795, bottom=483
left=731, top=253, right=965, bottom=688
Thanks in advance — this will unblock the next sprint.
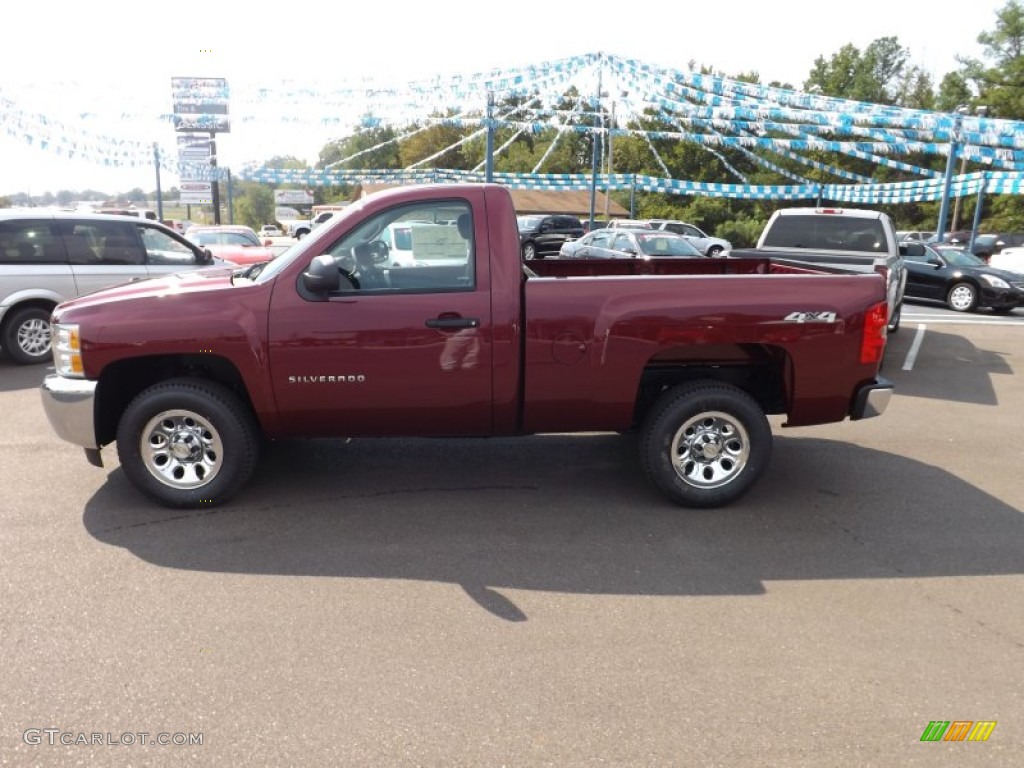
left=516, top=215, right=731, bottom=259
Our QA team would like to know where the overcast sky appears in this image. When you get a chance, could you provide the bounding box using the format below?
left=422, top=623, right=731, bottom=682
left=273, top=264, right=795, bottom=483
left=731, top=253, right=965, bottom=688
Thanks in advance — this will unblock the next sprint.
left=0, top=0, right=1010, bottom=196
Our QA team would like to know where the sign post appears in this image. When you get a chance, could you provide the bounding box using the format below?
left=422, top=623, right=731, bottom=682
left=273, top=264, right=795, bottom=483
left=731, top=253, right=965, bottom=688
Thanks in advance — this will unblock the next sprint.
left=172, top=77, right=230, bottom=224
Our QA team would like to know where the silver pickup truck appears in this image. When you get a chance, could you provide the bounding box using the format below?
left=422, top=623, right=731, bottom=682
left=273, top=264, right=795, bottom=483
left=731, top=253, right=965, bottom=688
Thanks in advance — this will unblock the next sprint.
left=729, top=207, right=909, bottom=333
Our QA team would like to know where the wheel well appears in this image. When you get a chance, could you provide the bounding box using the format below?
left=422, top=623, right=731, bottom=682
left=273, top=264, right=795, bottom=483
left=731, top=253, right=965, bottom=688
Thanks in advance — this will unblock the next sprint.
left=95, top=354, right=255, bottom=447
left=631, top=345, right=789, bottom=428
left=1, top=299, right=57, bottom=331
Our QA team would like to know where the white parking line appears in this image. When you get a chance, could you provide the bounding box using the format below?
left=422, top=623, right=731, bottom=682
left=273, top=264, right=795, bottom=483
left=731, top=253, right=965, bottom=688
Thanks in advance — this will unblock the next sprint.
left=902, top=324, right=927, bottom=371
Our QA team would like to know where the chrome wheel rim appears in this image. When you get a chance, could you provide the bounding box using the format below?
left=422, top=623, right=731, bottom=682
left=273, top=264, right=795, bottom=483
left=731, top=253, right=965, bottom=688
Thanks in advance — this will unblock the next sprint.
left=140, top=409, right=223, bottom=489
left=949, top=285, right=975, bottom=311
left=670, top=410, right=750, bottom=489
left=17, top=318, right=51, bottom=357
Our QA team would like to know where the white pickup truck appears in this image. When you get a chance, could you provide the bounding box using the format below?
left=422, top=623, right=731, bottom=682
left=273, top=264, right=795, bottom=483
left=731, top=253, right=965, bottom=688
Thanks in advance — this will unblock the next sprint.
left=729, top=207, right=909, bottom=333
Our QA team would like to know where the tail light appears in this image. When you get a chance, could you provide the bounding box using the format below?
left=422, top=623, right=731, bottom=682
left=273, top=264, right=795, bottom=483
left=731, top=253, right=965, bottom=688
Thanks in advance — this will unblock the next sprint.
left=860, top=302, right=888, bottom=365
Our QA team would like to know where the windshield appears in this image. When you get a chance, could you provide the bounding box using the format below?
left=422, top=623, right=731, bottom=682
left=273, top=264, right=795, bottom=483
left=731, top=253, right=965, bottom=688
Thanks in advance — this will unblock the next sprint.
left=936, top=248, right=987, bottom=267
left=635, top=233, right=702, bottom=257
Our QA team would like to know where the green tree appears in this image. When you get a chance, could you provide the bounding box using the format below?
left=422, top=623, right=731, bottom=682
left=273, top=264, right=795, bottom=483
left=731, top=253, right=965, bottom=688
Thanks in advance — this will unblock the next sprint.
left=233, top=182, right=275, bottom=230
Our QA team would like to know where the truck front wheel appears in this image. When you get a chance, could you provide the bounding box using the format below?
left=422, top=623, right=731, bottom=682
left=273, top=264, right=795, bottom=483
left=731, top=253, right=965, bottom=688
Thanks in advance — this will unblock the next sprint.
left=116, top=378, right=260, bottom=509
left=641, top=381, right=772, bottom=508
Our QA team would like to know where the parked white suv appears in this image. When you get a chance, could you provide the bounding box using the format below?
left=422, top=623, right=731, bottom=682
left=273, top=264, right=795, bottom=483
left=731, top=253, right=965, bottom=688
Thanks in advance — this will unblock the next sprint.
left=646, top=219, right=732, bottom=257
left=0, top=211, right=218, bottom=364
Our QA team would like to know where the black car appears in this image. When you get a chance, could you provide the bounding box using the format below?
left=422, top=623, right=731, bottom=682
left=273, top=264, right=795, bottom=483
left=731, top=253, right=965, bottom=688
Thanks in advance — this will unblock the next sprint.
left=902, top=243, right=1024, bottom=313
left=516, top=215, right=584, bottom=260
left=557, top=228, right=705, bottom=260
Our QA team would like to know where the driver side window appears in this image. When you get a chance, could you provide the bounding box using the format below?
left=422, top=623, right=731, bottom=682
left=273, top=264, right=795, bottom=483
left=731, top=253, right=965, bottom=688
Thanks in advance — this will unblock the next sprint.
left=321, top=200, right=475, bottom=293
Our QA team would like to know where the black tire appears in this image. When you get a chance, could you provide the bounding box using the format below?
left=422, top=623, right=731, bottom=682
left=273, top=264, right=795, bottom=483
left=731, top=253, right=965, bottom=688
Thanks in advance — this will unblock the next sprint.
left=887, top=302, right=902, bottom=334
left=116, top=378, right=260, bottom=508
left=2, top=306, right=53, bottom=365
left=641, top=381, right=772, bottom=508
left=946, top=282, right=978, bottom=312
left=522, top=242, right=537, bottom=260
left=706, top=245, right=724, bottom=258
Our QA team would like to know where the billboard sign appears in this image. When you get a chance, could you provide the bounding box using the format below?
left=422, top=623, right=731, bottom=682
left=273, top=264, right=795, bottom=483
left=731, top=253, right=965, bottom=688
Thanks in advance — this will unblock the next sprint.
left=179, top=180, right=214, bottom=205
left=274, top=189, right=314, bottom=205
left=171, top=77, right=230, bottom=133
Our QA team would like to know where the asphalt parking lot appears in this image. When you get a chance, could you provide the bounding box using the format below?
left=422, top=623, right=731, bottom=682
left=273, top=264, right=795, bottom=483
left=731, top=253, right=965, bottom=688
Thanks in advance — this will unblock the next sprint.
left=1, top=311, right=1022, bottom=766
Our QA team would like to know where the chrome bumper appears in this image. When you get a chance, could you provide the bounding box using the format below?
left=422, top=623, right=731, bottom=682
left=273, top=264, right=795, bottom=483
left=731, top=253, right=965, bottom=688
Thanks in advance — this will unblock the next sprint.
left=850, top=377, right=893, bottom=420
left=41, top=375, right=99, bottom=450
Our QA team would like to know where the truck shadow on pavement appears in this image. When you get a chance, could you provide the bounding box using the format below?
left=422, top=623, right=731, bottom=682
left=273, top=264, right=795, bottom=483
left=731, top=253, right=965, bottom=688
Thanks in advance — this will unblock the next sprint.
left=82, top=434, right=1024, bottom=621
left=883, top=325, right=1016, bottom=406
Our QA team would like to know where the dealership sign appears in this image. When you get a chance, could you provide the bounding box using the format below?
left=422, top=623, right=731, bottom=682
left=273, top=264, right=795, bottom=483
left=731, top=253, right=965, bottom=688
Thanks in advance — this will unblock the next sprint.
left=274, top=189, right=314, bottom=205
left=171, top=77, right=230, bottom=133
left=179, top=180, right=214, bottom=205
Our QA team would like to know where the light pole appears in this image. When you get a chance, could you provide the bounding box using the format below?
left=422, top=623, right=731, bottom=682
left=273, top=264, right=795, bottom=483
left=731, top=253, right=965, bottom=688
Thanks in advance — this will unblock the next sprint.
left=935, top=106, right=967, bottom=242
left=951, top=105, right=988, bottom=233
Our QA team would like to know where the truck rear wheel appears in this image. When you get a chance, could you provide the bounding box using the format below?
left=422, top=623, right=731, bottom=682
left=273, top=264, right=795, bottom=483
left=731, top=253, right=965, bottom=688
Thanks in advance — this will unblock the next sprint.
left=641, top=381, right=772, bottom=508
left=116, top=378, right=260, bottom=509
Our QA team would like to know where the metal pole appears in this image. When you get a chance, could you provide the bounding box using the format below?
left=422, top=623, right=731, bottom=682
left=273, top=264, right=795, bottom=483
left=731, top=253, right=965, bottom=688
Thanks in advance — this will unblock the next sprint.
left=630, top=175, right=636, bottom=218
left=153, top=143, right=164, bottom=222
left=588, top=65, right=602, bottom=230
left=485, top=91, right=494, bottom=184
left=936, top=111, right=963, bottom=241
left=950, top=155, right=968, bottom=232
left=209, top=132, right=221, bottom=225
left=604, top=101, right=614, bottom=220
left=969, top=173, right=986, bottom=254
left=227, top=169, right=234, bottom=224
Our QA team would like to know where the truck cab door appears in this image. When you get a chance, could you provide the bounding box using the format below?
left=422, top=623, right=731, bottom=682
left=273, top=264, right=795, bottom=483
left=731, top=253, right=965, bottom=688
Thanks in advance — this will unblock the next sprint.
left=268, top=199, right=494, bottom=438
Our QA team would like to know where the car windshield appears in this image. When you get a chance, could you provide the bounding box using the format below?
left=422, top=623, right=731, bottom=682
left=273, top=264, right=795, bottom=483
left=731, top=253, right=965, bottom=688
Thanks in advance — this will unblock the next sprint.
left=635, top=234, right=702, bottom=257
left=936, top=248, right=987, bottom=267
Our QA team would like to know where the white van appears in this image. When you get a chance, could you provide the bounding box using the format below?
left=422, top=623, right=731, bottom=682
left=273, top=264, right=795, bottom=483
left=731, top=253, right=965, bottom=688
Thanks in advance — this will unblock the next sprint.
left=0, top=211, right=218, bottom=364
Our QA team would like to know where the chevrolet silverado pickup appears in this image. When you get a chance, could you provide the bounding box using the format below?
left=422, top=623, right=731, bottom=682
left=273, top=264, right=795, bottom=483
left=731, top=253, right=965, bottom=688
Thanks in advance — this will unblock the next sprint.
left=41, top=184, right=893, bottom=510
left=728, top=206, right=909, bottom=333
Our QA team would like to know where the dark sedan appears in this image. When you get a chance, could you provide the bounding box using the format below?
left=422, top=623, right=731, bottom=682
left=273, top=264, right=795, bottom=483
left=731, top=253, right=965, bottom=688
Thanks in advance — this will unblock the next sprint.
left=557, top=228, right=705, bottom=260
left=902, top=243, right=1024, bottom=313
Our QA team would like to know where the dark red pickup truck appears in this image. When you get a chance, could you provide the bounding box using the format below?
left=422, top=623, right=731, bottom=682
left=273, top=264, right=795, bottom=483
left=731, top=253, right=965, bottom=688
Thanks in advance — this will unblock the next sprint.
left=41, top=184, right=893, bottom=510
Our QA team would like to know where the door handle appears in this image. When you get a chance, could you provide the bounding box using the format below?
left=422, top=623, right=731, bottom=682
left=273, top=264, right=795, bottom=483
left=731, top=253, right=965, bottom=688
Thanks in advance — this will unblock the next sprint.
left=426, top=316, right=479, bottom=330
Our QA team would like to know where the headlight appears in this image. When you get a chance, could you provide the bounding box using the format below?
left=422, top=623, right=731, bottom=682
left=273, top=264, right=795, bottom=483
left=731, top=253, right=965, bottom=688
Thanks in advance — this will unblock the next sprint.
left=53, top=323, right=84, bottom=377
left=980, top=274, right=1010, bottom=289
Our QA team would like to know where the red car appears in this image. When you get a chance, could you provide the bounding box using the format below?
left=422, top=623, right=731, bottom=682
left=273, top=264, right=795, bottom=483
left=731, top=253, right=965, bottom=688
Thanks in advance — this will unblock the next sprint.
left=184, top=225, right=275, bottom=265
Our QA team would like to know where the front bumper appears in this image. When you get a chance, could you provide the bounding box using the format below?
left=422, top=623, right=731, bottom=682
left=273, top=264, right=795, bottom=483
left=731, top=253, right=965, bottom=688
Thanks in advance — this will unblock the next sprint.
left=40, top=375, right=99, bottom=450
left=850, top=377, right=893, bottom=420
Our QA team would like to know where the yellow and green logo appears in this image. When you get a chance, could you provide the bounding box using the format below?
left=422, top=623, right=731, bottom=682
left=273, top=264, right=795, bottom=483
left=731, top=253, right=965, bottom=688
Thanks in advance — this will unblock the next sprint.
left=920, top=721, right=997, bottom=742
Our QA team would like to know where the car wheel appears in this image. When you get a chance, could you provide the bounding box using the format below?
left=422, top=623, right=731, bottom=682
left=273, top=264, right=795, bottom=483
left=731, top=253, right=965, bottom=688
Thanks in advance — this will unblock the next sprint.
left=706, top=245, right=723, bottom=258
left=116, top=378, right=260, bottom=509
left=946, top=282, right=978, bottom=312
left=2, top=306, right=53, bottom=365
left=641, top=380, right=772, bottom=508
left=522, top=242, right=537, bottom=260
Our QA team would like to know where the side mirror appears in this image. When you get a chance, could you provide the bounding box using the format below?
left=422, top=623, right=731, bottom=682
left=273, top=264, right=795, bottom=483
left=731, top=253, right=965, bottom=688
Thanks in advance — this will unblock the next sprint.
left=201, top=247, right=214, bottom=264
left=302, top=254, right=341, bottom=293
left=264, top=239, right=273, bottom=246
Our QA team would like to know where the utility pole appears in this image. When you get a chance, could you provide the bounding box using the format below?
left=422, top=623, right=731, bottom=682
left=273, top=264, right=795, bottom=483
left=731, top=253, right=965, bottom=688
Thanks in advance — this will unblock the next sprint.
left=485, top=91, right=495, bottom=184
left=210, top=132, right=221, bottom=225
left=604, top=100, right=615, bottom=220
left=153, top=143, right=164, bottom=222
left=588, top=60, right=603, bottom=231
left=950, top=105, right=988, bottom=233
left=936, top=106, right=967, bottom=241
